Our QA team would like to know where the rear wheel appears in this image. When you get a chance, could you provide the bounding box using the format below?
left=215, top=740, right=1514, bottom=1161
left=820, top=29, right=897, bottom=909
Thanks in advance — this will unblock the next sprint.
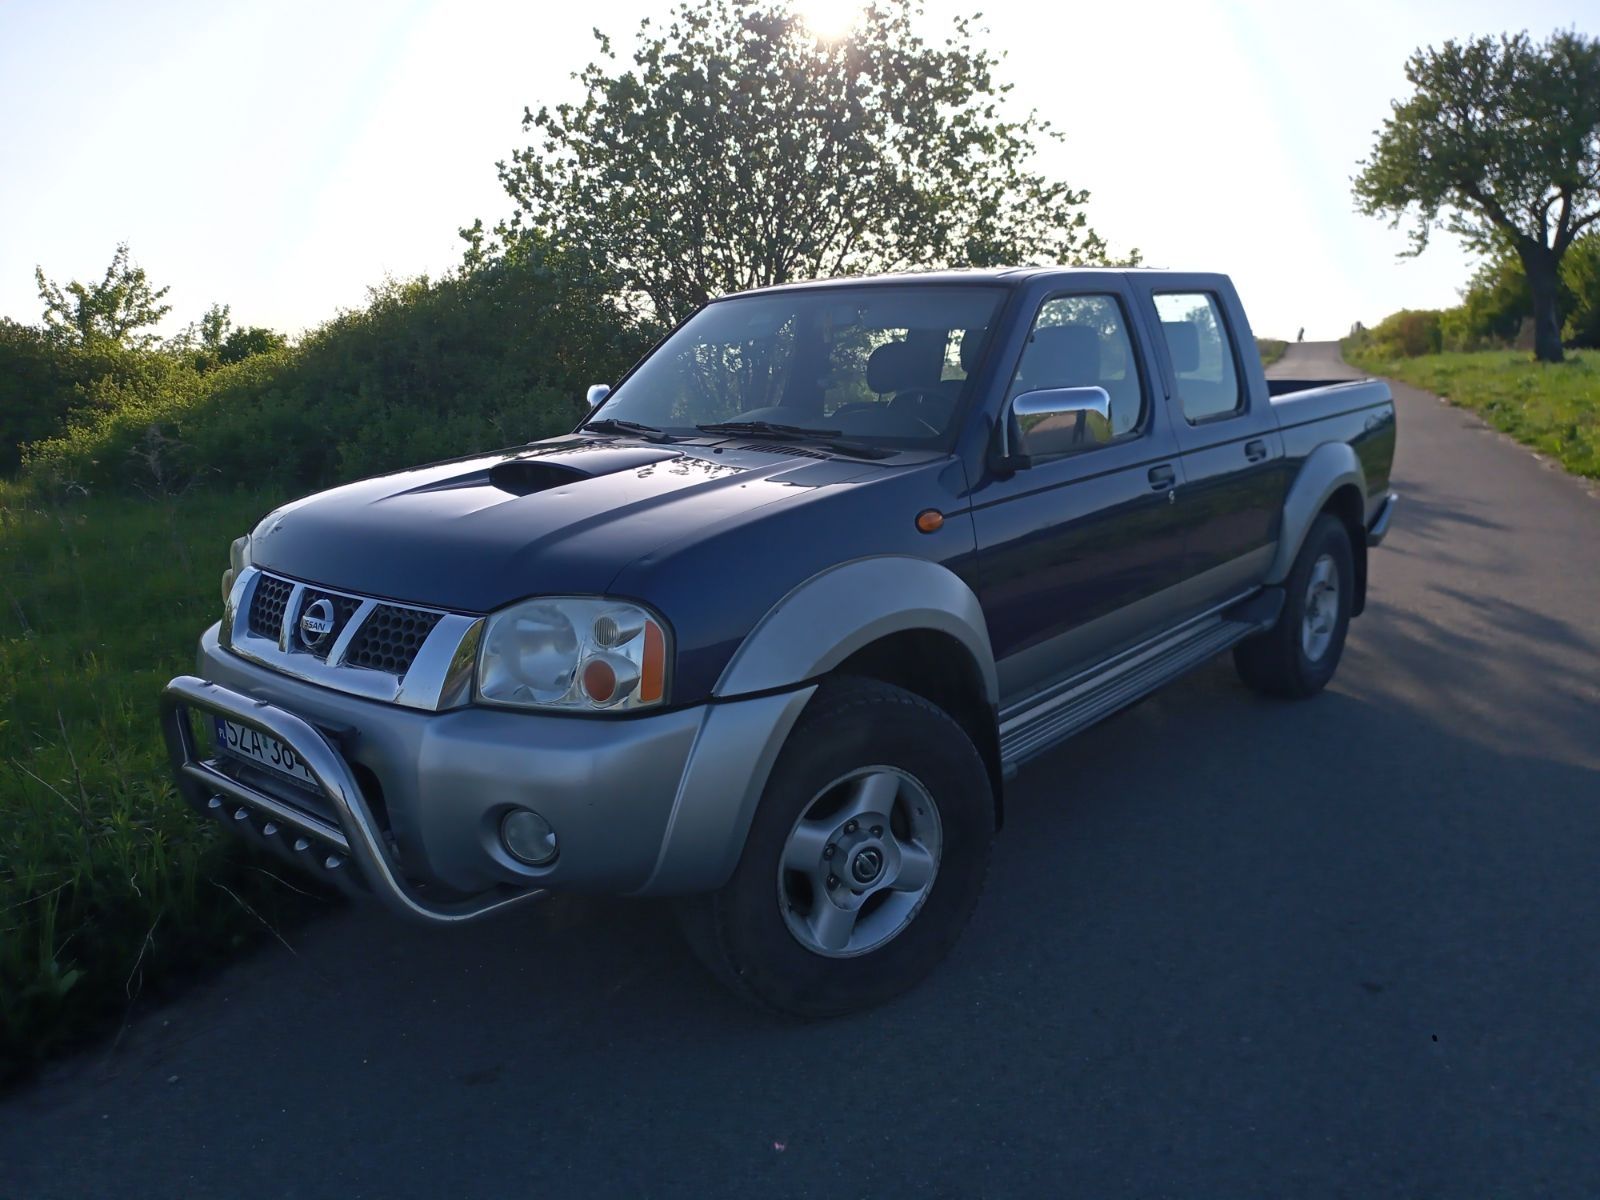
left=677, top=677, right=993, bottom=1017
left=1233, top=512, right=1354, bottom=699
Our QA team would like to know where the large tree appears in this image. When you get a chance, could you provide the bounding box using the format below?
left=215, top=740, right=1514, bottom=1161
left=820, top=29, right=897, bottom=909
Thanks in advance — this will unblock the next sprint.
left=34, top=242, right=173, bottom=349
left=489, top=0, right=1121, bottom=325
left=1354, top=30, right=1600, bottom=363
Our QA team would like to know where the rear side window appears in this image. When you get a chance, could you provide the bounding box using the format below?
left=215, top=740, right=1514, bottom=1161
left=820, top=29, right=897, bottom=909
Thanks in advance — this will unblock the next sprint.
left=1154, top=292, right=1241, bottom=422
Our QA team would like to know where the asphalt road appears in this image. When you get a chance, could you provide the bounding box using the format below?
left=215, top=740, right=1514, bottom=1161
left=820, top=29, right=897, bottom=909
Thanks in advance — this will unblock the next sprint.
left=5, top=343, right=1599, bottom=1198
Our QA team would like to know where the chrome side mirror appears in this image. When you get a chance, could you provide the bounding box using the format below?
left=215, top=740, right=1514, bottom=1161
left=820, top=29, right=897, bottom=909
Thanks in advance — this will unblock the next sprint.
left=577, top=383, right=611, bottom=417
left=994, top=386, right=1113, bottom=473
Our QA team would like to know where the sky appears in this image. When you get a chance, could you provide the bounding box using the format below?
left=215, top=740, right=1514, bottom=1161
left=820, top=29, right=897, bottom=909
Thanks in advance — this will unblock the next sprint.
left=0, top=0, right=1591, bottom=341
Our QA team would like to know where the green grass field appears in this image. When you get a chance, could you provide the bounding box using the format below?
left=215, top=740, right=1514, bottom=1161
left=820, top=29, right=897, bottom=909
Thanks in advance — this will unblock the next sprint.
left=1257, top=338, right=1289, bottom=366
left=1345, top=349, right=1599, bottom=480
left=0, top=482, right=326, bottom=1082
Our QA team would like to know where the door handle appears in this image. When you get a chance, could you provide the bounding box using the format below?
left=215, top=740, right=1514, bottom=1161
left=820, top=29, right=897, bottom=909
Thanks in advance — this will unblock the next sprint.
left=1245, top=439, right=1269, bottom=463
left=1148, top=464, right=1176, bottom=491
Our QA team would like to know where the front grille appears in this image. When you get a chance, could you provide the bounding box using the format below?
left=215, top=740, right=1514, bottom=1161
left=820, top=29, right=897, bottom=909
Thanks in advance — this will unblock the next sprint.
left=344, top=605, right=444, bottom=675
left=248, top=575, right=294, bottom=639
left=296, top=590, right=363, bottom=661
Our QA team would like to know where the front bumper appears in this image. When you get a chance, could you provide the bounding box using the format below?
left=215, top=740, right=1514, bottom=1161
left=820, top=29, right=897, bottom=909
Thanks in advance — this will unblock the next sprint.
left=164, top=624, right=814, bottom=922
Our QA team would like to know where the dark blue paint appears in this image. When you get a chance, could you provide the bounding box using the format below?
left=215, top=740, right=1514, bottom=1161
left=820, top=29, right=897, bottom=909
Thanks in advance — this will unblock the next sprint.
left=247, top=268, right=1376, bottom=708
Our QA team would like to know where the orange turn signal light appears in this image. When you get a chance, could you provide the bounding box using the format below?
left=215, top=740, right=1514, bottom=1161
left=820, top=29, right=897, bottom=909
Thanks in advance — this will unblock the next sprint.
left=639, top=620, right=666, bottom=703
left=915, top=509, right=944, bottom=534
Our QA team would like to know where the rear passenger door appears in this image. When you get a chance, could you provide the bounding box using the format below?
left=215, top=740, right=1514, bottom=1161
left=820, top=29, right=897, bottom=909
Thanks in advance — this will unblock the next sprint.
left=971, top=286, right=1191, bottom=701
left=1147, top=287, right=1288, bottom=608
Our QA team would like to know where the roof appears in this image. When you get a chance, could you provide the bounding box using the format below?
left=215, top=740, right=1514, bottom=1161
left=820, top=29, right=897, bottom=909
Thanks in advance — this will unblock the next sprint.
left=724, top=265, right=1185, bottom=298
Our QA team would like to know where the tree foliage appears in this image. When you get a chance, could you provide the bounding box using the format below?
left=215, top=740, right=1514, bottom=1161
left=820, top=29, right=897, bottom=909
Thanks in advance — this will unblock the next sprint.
left=34, top=243, right=173, bottom=349
left=1353, top=30, right=1600, bottom=362
left=491, top=0, right=1121, bottom=325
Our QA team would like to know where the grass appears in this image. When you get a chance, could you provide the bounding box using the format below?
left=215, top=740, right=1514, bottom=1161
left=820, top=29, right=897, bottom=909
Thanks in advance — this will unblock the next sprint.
left=1257, top=338, right=1289, bottom=367
left=0, top=480, right=327, bottom=1084
left=1344, top=349, right=1600, bottom=480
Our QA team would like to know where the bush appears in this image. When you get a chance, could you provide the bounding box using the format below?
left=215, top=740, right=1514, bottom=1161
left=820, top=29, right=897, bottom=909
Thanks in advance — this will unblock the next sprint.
left=23, top=248, right=652, bottom=498
left=0, top=324, right=179, bottom=474
left=1349, top=308, right=1445, bottom=359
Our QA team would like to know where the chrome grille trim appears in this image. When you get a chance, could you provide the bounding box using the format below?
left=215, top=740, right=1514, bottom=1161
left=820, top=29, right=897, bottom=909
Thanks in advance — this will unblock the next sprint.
left=223, top=567, right=483, bottom=713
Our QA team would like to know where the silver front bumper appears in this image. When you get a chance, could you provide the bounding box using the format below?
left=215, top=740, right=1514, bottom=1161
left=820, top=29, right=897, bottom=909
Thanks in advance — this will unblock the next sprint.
left=164, top=625, right=816, bottom=919
left=162, top=674, right=550, bottom=923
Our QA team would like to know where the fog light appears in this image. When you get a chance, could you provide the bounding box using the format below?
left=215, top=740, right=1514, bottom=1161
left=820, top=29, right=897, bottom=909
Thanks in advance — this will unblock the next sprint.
left=501, top=808, right=558, bottom=866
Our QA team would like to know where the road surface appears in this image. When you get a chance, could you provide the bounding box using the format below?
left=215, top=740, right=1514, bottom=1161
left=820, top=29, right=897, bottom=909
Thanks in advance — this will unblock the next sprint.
left=5, top=343, right=1598, bottom=1197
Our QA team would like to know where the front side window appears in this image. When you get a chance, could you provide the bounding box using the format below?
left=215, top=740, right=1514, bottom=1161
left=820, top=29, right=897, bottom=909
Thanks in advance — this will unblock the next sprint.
left=594, top=285, right=1006, bottom=448
left=1153, top=292, right=1242, bottom=422
left=1006, top=294, right=1145, bottom=458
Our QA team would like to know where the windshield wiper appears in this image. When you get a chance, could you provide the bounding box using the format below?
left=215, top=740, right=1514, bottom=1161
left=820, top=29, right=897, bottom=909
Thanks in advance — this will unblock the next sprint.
left=694, top=420, right=892, bottom=460
left=581, top=417, right=674, bottom=443
left=696, top=420, right=843, bottom=439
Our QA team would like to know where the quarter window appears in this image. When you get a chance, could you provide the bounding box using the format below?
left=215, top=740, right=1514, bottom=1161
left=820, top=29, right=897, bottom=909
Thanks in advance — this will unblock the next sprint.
left=1153, top=292, right=1242, bottom=422
left=1007, top=295, right=1145, bottom=456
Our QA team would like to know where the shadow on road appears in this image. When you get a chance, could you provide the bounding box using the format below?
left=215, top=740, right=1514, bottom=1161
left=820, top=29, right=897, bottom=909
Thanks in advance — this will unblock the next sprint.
left=10, top=631, right=1598, bottom=1195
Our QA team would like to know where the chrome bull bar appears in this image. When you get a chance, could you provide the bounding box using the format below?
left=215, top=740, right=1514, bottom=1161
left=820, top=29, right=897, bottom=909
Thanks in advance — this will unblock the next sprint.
left=160, top=674, right=547, bottom=925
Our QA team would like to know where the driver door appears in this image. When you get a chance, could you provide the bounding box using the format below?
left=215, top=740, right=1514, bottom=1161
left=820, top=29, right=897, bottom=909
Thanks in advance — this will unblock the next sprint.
left=969, top=285, right=1192, bottom=703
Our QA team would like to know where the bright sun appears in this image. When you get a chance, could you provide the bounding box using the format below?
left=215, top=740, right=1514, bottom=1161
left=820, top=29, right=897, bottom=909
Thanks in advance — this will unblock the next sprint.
left=794, top=0, right=862, bottom=39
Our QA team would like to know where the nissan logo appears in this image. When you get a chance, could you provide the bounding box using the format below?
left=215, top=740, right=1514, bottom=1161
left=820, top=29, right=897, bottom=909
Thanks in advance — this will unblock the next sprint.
left=299, top=598, right=336, bottom=650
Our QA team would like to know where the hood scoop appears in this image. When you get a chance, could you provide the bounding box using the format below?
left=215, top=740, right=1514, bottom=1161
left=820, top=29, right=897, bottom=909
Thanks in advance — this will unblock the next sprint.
left=488, top=459, right=591, bottom=496
left=485, top=442, right=688, bottom=496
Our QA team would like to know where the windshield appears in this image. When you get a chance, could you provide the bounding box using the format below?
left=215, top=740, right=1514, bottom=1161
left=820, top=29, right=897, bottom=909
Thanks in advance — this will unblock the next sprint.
left=591, top=285, right=1008, bottom=447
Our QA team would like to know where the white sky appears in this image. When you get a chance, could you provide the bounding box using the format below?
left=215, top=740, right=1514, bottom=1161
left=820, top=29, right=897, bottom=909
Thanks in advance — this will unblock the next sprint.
left=1, top=0, right=1590, bottom=341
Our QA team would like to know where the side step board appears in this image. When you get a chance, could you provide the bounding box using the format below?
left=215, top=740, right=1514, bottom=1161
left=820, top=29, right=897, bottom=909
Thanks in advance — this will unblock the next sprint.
left=998, top=589, right=1284, bottom=772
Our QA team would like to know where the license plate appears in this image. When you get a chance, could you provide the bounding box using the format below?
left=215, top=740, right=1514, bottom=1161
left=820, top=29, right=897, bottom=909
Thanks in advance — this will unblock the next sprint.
left=213, top=717, right=317, bottom=790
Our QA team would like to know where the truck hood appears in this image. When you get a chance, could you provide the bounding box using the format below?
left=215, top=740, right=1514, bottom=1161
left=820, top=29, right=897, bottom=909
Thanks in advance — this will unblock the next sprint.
left=248, top=436, right=882, bottom=612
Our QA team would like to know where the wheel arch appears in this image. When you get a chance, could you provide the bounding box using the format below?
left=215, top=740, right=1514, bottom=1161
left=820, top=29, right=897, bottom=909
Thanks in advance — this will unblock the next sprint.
left=1319, top=482, right=1369, bottom=616
left=831, top=629, right=1005, bottom=828
left=713, top=556, right=999, bottom=706
left=1266, top=441, right=1367, bottom=598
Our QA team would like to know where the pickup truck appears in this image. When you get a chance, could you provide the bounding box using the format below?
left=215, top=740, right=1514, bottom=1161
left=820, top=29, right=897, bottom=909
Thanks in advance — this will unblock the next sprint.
left=161, top=268, right=1397, bottom=1015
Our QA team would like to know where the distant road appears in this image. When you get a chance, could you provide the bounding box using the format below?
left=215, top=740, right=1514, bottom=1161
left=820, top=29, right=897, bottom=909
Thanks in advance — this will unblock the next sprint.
left=4, top=343, right=1598, bottom=1198
left=1268, top=338, right=1362, bottom=379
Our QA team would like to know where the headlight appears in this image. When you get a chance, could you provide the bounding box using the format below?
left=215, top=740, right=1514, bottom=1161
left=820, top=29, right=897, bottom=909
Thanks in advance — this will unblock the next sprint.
left=221, top=534, right=252, bottom=603
left=477, top=597, right=668, bottom=712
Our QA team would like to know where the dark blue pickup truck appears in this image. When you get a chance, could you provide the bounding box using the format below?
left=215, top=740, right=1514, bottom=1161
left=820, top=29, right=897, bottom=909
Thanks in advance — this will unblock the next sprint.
left=162, top=268, right=1397, bottom=1014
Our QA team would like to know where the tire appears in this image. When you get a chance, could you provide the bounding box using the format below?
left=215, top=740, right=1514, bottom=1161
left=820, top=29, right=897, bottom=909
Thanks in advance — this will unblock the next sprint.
left=1233, top=512, right=1354, bottom=699
left=676, top=676, right=993, bottom=1017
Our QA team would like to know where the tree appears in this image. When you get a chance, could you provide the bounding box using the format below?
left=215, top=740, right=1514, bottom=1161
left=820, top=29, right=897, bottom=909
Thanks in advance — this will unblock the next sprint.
left=490, top=0, right=1121, bottom=325
left=197, top=302, right=232, bottom=353
left=217, top=324, right=288, bottom=364
left=34, top=243, right=173, bottom=349
left=1354, top=30, right=1600, bottom=362
left=1559, top=232, right=1600, bottom=347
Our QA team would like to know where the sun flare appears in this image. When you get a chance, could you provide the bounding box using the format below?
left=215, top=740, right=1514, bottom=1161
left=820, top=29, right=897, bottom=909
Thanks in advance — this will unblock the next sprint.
left=794, top=0, right=862, bottom=40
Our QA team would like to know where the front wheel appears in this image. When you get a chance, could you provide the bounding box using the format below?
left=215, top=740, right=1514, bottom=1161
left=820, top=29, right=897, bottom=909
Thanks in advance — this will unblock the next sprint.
left=1233, top=512, right=1354, bottom=699
left=677, top=677, right=993, bottom=1017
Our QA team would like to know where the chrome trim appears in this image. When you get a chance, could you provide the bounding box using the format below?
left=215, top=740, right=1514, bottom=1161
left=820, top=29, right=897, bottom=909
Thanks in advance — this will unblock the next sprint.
left=218, top=564, right=258, bottom=651
left=180, top=759, right=350, bottom=851
left=224, top=567, right=479, bottom=712
left=161, top=675, right=549, bottom=924
left=1367, top=491, right=1398, bottom=546
left=325, top=598, right=377, bottom=664
left=279, top=582, right=305, bottom=652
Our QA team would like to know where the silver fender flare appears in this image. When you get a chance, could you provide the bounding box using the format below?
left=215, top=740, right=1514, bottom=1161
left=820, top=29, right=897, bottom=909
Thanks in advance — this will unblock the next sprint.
left=1265, top=442, right=1367, bottom=585
left=632, top=557, right=997, bottom=896
left=712, top=555, right=998, bottom=703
